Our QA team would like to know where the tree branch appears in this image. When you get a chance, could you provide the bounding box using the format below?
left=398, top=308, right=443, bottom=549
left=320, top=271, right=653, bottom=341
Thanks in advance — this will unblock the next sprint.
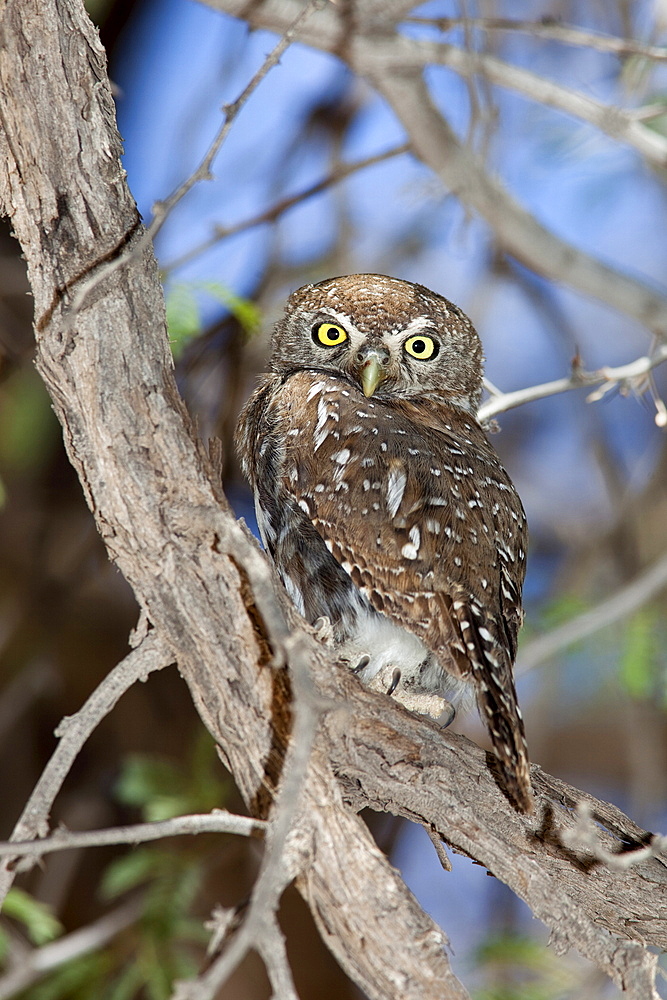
left=0, top=898, right=143, bottom=1000
left=372, top=38, right=667, bottom=170
left=0, top=630, right=172, bottom=898
left=1, top=2, right=665, bottom=998
left=0, top=811, right=266, bottom=863
left=517, top=552, right=667, bottom=675
left=164, top=143, right=411, bottom=275
left=477, top=342, right=667, bottom=422
left=203, top=0, right=667, bottom=339
left=407, top=16, right=667, bottom=63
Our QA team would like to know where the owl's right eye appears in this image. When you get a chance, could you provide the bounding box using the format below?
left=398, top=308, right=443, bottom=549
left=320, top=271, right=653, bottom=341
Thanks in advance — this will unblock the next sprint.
left=313, top=322, right=348, bottom=347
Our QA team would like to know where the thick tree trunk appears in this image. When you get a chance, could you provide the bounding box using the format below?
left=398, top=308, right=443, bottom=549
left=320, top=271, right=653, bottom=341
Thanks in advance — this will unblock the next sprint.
left=0, top=2, right=664, bottom=998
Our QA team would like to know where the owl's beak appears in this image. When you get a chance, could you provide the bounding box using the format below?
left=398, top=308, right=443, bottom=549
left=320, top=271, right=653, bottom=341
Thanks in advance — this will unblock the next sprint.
left=357, top=347, right=390, bottom=397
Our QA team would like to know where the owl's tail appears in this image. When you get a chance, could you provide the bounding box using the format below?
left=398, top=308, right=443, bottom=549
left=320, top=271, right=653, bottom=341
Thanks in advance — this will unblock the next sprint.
left=452, top=601, right=534, bottom=813
left=473, top=661, right=533, bottom=814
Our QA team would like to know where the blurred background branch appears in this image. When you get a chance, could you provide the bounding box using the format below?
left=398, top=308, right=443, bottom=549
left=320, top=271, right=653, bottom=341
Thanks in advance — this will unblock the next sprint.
left=1, top=0, right=667, bottom=998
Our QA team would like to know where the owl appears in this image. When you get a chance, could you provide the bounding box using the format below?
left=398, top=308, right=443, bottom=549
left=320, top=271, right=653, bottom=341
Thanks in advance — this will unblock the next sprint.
left=235, top=274, right=532, bottom=813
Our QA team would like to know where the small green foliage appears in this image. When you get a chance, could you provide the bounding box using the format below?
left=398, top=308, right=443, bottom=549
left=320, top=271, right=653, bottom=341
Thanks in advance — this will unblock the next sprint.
left=3, top=887, right=63, bottom=946
left=101, top=850, right=206, bottom=1000
left=197, top=280, right=261, bottom=334
left=114, top=731, right=229, bottom=822
left=165, top=283, right=201, bottom=355
left=165, top=281, right=261, bottom=358
left=16, top=952, right=115, bottom=1000
left=619, top=608, right=664, bottom=703
left=473, top=932, right=575, bottom=1000
left=0, top=368, right=58, bottom=476
left=7, top=735, right=231, bottom=1000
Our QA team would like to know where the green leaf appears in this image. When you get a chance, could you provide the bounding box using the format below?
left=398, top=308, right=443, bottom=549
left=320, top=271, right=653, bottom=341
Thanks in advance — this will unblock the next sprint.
left=4, top=888, right=63, bottom=946
left=115, top=754, right=185, bottom=819
left=20, top=952, right=112, bottom=1000
left=619, top=609, right=658, bottom=701
left=101, top=848, right=162, bottom=900
left=0, top=368, right=58, bottom=474
left=165, top=284, right=201, bottom=357
left=198, top=281, right=261, bottom=334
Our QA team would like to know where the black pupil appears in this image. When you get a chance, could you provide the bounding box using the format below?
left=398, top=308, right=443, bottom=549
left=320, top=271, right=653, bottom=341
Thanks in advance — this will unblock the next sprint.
left=326, top=328, right=339, bottom=340
left=412, top=339, right=427, bottom=354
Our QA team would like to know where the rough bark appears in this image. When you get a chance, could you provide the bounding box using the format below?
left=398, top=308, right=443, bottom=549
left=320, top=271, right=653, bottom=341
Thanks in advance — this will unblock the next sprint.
left=0, top=1, right=664, bottom=998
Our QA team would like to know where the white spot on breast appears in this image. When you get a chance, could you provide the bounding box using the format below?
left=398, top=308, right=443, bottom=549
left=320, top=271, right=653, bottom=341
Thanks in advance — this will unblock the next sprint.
left=306, top=381, right=326, bottom=401
left=401, top=526, right=421, bottom=560
left=386, top=464, right=407, bottom=518
left=332, top=448, right=351, bottom=465
left=425, top=518, right=440, bottom=534
left=298, top=499, right=310, bottom=515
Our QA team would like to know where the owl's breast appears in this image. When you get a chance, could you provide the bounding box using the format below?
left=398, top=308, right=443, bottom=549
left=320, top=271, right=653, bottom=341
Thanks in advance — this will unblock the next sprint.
left=273, top=370, right=525, bottom=591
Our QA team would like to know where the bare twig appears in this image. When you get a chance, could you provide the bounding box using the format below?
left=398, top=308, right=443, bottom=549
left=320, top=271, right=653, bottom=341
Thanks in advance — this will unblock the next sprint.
left=401, top=39, right=667, bottom=169
left=478, top=343, right=667, bottom=422
left=0, top=897, right=143, bottom=1000
left=67, top=0, right=322, bottom=318
left=172, top=631, right=322, bottom=1000
left=149, top=0, right=323, bottom=241
left=0, top=811, right=266, bottom=864
left=0, top=631, right=173, bottom=903
left=517, top=552, right=667, bottom=674
left=164, top=143, right=410, bottom=274
left=407, top=16, right=667, bottom=63
left=561, top=802, right=667, bottom=871
left=203, top=0, right=667, bottom=337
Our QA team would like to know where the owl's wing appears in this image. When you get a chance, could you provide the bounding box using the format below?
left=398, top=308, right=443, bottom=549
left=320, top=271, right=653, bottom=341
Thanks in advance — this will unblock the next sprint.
left=238, top=371, right=532, bottom=811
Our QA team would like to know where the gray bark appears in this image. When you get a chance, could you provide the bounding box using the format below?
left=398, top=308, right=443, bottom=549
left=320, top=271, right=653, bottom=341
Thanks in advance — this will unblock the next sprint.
left=0, top=1, right=664, bottom=997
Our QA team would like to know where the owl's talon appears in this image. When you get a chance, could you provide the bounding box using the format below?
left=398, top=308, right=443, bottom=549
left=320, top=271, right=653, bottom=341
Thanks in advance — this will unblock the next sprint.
left=313, top=616, right=334, bottom=645
left=387, top=667, right=402, bottom=697
left=439, top=701, right=456, bottom=729
left=353, top=654, right=371, bottom=674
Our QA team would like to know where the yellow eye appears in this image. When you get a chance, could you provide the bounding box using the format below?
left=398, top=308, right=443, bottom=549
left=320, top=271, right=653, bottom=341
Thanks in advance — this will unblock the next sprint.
left=313, top=322, right=348, bottom=347
left=404, top=334, right=438, bottom=360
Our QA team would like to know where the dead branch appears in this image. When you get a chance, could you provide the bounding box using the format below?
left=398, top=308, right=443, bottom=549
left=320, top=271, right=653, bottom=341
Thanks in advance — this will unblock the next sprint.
left=203, top=0, right=667, bottom=339
left=0, top=811, right=266, bottom=864
left=1, top=2, right=665, bottom=999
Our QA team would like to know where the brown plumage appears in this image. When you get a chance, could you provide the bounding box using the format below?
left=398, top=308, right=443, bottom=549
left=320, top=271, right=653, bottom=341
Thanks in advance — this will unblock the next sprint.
left=236, top=274, right=533, bottom=812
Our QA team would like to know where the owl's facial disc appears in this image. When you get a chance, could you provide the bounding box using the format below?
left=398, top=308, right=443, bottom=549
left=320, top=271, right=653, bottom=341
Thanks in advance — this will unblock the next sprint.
left=354, top=344, right=391, bottom=397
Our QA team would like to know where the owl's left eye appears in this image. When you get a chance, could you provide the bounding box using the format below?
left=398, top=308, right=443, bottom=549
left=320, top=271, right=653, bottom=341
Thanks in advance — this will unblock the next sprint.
left=404, top=334, right=439, bottom=360
left=313, top=322, right=348, bottom=348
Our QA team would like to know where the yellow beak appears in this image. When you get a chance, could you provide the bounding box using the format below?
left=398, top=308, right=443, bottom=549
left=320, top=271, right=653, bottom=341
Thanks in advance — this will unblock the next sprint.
left=360, top=356, right=386, bottom=398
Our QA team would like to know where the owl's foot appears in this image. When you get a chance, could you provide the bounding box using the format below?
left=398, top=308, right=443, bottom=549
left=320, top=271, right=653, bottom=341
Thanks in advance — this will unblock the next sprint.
left=363, top=663, right=451, bottom=719
left=312, top=615, right=334, bottom=646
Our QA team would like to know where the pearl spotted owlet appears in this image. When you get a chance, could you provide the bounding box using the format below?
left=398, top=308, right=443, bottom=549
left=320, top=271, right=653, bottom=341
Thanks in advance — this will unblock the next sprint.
left=235, top=274, right=532, bottom=812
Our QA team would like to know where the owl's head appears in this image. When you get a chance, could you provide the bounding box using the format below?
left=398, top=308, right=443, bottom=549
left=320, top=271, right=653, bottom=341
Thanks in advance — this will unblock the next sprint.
left=269, top=274, right=484, bottom=414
